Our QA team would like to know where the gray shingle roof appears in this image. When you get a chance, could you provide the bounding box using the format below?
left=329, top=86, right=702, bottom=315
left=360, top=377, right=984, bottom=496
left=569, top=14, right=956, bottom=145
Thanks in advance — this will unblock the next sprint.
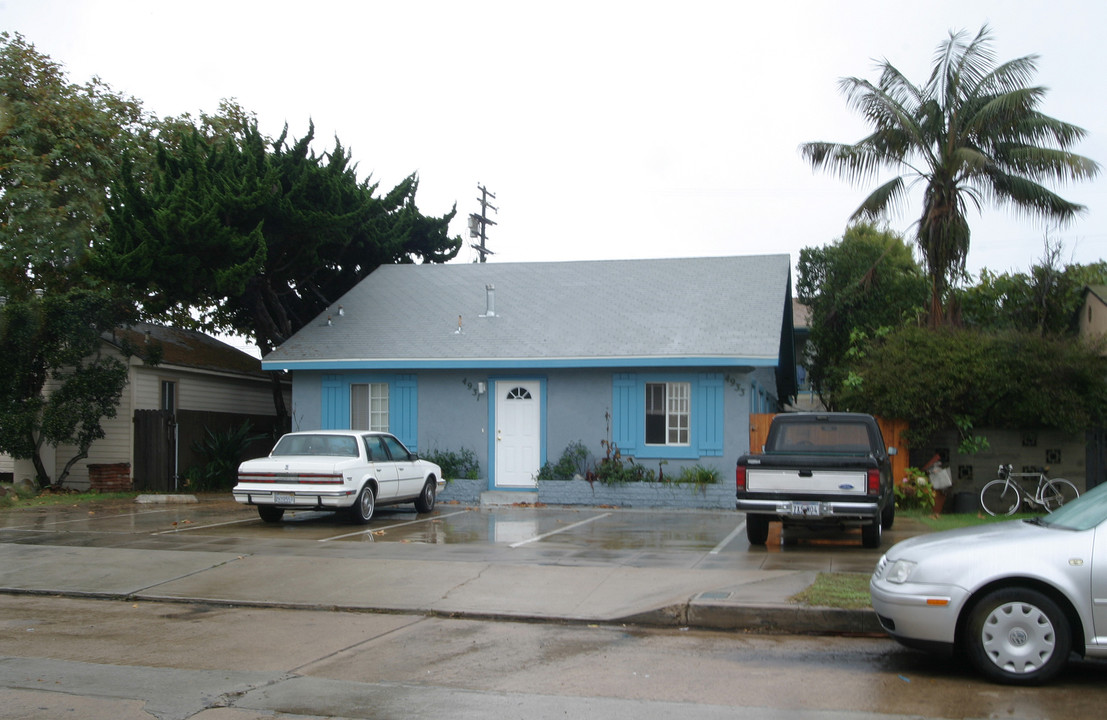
left=263, top=255, right=791, bottom=369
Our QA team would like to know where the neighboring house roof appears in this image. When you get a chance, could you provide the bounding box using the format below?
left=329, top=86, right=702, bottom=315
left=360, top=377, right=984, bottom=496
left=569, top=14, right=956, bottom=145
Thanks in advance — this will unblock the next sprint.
left=792, top=300, right=811, bottom=332
left=106, top=323, right=268, bottom=379
left=1085, top=285, right=1107, bottom=307
left=263, top=255, right=793, bottom=372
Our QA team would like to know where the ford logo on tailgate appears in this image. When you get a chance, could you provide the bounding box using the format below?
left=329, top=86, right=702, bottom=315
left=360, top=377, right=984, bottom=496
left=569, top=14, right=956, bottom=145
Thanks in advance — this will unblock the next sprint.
left=839, top=483, right=855, bottom=490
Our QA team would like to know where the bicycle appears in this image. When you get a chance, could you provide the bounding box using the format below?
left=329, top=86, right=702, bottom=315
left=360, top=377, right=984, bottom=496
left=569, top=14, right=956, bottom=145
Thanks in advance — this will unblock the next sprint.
left=979, top=464, right=1080, bottom=516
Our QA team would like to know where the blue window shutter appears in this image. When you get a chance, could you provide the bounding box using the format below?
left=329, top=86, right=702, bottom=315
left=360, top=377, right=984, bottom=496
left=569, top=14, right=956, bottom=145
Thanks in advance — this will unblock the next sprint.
left=321, top=376, right=348, bottom=430
left=697, top=373, right=724, bottom=456
left=612, top=373, right=638, bottom=455
left=392, top=375, right=418, bottom=450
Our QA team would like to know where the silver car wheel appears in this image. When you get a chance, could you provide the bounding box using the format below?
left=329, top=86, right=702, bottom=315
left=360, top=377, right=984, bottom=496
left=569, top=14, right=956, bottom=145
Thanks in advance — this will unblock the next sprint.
left=967, top=587, right=1070, bottom=684
left=980, top=600, right=1056, bottom=674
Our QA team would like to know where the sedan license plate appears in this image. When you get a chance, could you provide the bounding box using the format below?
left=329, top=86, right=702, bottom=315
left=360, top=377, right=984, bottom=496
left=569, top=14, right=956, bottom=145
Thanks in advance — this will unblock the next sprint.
left=790, top=501, right=822, bottom=517
left=274, top=493, right=296, bottom=505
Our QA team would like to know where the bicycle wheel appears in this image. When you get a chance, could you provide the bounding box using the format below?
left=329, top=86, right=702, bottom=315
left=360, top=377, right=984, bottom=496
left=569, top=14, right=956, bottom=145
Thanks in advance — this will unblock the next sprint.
left=1041, top=478, right=1080, bottom=512
left=980, top=479, right=1020, bottom=516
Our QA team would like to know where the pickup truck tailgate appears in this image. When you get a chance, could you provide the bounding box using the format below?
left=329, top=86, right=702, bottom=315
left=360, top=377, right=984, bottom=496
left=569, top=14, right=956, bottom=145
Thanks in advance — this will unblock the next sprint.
left=746, top=468, right=869, bottom=495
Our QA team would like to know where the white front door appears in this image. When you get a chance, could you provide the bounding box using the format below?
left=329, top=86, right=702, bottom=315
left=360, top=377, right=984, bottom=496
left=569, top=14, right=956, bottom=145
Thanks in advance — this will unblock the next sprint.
left=494, top=380, right=541, bottom=488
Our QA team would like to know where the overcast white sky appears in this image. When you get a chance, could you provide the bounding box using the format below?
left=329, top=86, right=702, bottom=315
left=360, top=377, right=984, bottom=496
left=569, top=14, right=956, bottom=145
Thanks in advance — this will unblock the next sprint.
left=5, top=0, right=1106, bottom=280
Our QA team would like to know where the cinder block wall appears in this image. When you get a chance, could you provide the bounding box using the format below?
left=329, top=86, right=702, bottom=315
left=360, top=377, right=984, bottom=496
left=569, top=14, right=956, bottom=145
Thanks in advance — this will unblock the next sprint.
left=914, top=428, right=1087, bottom=495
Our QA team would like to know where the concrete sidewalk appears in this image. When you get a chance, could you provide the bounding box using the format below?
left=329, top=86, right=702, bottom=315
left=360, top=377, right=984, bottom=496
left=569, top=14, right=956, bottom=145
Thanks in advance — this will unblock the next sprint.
left=0, top=538, right=883, bottom=634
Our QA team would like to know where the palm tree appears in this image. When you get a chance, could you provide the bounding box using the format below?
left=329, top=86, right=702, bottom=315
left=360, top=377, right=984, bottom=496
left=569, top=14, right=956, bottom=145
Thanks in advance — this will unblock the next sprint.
left=801, top=25, right=1099, bottom=326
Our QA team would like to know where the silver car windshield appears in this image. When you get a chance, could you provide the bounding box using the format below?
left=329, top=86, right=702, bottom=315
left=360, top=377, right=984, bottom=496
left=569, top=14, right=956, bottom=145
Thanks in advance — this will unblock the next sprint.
left=1040, top=481, right=1107, bottom=531
left=271, top=434, right=359, bottom=458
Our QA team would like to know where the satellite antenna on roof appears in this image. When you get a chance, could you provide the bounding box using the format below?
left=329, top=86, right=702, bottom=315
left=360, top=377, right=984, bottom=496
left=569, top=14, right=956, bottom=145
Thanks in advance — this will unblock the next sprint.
left=468, top=184, right=497, bottom=263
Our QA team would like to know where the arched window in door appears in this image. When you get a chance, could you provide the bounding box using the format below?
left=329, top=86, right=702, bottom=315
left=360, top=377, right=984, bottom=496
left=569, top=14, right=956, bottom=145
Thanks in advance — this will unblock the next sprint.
left=506, top=387, right=533, bottom=400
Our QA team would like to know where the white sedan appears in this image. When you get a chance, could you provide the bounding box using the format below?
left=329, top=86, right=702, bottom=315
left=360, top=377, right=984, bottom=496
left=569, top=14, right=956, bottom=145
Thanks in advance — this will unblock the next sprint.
left=871, top=481, right=1107, bottom=684
left=233, top=430, right=443, bottom=524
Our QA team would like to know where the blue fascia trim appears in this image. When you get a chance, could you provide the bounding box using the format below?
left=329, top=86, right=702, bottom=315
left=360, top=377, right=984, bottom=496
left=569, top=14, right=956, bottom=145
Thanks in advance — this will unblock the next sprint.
left=264, top=356, right=778, bottom=372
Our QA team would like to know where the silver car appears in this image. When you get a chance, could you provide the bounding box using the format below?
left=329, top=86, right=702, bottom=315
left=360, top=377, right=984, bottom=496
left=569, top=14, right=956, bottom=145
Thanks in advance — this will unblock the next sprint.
left=870, top=481, right=1107, bottom=684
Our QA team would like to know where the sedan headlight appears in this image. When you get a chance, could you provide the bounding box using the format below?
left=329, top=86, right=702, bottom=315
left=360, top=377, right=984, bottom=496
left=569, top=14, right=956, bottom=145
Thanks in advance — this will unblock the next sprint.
left=884, top=559, right=917, bottom=584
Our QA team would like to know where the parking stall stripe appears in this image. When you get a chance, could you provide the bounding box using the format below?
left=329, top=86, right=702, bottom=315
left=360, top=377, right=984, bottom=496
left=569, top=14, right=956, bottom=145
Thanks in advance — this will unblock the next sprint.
left=508, top=512, right=612, bottom=548
left=151, top=517, right=259, bottom=535
left=318, top=510, right=472, bottom=542
left=709, top=521, right=747, bottom=555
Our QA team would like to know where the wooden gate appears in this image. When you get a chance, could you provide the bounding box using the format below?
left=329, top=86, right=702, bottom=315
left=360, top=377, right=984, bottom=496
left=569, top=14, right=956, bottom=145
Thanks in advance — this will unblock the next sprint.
left=133, top=409, right=176, bottom=491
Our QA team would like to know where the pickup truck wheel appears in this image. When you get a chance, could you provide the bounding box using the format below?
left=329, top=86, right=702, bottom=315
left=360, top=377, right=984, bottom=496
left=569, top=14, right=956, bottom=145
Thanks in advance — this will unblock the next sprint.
left=861, top=517, right=882, bottom=548
left=881, top=499, right=895, bottom=529
left=745, top=514, right=769, bottom=545
left=414, top=479, right=437, bottom=513
left=257, top=505, right=284, bottom=523
left=348, top=484, right=375, bottom=524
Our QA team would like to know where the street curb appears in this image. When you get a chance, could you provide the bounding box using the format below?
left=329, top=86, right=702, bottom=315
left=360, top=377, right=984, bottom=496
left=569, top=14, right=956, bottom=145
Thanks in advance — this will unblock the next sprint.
left=135, top=494, right=199, bottom=504
left=0, top=584, right=884, bottom=636
left=620, top=601, right=883, bottom=634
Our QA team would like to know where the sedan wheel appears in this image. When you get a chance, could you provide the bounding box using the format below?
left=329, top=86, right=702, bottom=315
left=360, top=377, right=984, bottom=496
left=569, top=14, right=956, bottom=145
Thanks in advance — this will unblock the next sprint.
left=966, top=588, right=1071, bottom=685
left=348, top=484, right=376, bottom=524
left=414, top=479, right=437, bottom=513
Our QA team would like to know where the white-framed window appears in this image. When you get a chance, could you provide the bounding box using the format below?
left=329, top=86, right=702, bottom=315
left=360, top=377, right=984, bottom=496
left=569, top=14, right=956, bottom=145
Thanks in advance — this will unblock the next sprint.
left=161, top=380, right=177, bottom=413
left=351, top=383, right=389, bottom=431
left=645, top=381, right=690, bottom=446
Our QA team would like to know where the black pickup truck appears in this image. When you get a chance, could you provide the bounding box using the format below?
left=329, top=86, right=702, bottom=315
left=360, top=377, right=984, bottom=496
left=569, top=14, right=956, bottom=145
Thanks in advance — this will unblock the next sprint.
left=735, top=412, right=897, bottom=548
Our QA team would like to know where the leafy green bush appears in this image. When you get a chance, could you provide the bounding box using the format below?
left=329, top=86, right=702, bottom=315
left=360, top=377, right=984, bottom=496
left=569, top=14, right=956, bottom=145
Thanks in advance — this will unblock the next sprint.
left=673, top=463, right=720, bottom=492
left=536, top=440, right=591, bottom=481
left=184, top=421, right=267, bottom=491
left=894, top=467, right=936, bottom=511
left=423, top=447, right=480, bottom=482
left=592, top=440, right=655, bottom=485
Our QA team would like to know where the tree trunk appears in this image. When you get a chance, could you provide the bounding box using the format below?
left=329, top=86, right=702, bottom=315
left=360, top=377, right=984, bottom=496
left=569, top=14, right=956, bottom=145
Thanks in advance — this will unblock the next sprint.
left=269, top=371, right=290, bottom=433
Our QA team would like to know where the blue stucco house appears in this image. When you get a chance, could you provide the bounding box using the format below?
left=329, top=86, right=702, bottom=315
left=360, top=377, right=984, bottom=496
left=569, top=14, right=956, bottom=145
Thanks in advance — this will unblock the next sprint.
left=262, top=255, right=796, bottom=494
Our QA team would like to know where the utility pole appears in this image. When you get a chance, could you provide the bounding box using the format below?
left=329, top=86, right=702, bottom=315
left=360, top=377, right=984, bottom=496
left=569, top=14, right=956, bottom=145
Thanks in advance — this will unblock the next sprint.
left=468, top=184, right=497, bottom=263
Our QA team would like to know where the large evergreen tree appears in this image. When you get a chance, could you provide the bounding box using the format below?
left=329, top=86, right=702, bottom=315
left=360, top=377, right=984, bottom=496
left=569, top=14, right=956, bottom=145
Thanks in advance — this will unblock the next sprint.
left=99, top=121, right=462, bottom=423
left=801, top=25, right=1099, bottom=326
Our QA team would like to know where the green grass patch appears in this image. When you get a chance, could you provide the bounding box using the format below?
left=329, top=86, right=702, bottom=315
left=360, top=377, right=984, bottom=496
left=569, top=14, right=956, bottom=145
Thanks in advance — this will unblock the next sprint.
left=790, top=572, right=872, bottom=609
left=901, top=508, right=1043, bottom=532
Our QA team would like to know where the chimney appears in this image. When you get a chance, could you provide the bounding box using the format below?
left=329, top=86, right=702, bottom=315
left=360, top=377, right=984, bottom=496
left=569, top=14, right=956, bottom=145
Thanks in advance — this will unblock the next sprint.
left=483, top=284, right=496, bottom=318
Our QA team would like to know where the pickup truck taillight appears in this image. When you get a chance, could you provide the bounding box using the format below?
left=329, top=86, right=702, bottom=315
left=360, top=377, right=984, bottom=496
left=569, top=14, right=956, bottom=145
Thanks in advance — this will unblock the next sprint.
left=867, top=468, right=880, bottom=494
left=736, top=465, right=747, bottom=492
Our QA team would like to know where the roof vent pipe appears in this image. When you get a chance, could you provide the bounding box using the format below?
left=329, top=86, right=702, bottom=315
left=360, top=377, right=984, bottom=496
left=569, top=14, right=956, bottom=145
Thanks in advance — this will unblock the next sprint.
left=484, top=284, right=496, bottom=318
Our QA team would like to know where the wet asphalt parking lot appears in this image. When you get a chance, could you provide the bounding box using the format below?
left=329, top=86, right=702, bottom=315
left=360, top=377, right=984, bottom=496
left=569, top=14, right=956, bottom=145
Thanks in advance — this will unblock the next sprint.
left=0, top=494, right=894, bottom=576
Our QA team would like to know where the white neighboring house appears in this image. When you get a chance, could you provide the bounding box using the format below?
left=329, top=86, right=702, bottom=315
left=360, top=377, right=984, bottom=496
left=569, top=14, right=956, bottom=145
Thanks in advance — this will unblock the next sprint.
left=3, top=323, right=288, bottom=491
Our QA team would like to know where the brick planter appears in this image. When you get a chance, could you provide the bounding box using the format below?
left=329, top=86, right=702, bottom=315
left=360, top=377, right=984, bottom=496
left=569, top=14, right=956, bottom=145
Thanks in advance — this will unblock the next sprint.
left=538, top=479, right=734, bottom=509
left=88, top=463, right=132, bottom=493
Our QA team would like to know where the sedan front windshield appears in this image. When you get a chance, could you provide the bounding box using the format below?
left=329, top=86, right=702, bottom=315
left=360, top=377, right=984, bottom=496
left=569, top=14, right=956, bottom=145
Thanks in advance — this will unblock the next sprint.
left=1040, top=481, right=1107, bottom=531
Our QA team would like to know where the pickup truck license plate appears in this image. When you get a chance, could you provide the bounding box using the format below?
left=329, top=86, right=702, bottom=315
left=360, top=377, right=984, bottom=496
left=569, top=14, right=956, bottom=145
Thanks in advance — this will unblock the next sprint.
left=790, top=501, right=822, bottom=517
left=274, top=493, right=296, bottom=505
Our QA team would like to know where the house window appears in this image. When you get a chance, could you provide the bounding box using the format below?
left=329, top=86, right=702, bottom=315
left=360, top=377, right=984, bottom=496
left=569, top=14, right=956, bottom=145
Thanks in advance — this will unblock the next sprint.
left=645, top=382, right=690, bottom=446
left=161, top=381, right=177, bottom=413
left=351, top=383, right=389, bottom=431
